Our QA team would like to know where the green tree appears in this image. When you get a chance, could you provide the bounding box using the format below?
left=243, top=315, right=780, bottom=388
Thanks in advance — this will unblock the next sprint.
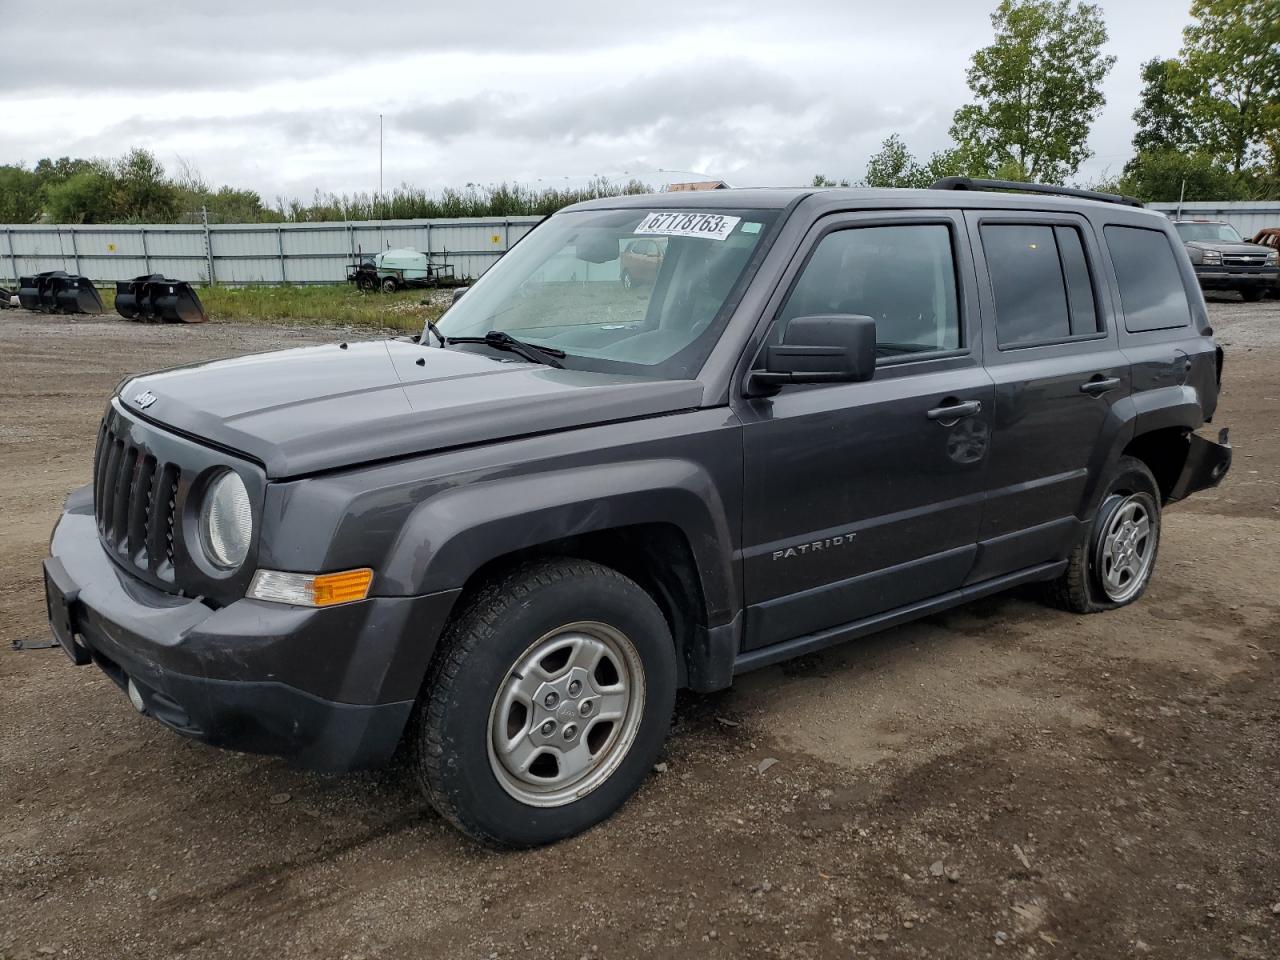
left=1178, top=0, right=1280, bottom=173
left=1119, top=148, right=1248, bottom=201
left=1130, top=58, right=1199, bottom=156
left=112, top=148, right=179, bottom=221
left=862, top=134, right=929, bottom=187
left=0, top=165, right=43, bottom=223
left=950, top=0, right=1116, bottom=183
left=858, top=135, right=989, bottom=187
left=44, top=169, right=118, bottom=223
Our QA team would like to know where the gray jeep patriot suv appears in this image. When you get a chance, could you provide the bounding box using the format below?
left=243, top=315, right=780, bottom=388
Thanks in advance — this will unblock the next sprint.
left=44, top=177, right=1232, bottom=846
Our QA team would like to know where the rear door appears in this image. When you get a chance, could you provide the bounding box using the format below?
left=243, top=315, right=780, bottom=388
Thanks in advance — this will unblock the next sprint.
left=964, top=211, right=1129, bottom=583
left=736, top=211, right=994, bottom=650
left=1102, top=223, right=1218, bottom=429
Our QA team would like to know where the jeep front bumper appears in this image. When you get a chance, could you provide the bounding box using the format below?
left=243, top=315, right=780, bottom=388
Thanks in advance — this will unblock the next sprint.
left=45, top=484, right=459, bottom=772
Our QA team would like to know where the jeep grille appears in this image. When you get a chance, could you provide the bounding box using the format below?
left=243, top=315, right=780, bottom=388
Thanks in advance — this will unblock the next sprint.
left=93, top=421, right=181, bottom=584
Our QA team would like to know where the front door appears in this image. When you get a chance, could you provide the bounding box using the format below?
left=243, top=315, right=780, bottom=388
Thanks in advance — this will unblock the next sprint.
left=736, top=212, right=994, bottom=650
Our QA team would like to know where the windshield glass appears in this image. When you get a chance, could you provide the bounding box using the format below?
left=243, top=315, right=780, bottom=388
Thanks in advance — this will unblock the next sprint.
left=435, top=207, right=778, bottom=379
left=1175, top=222, right=1242, bottom=243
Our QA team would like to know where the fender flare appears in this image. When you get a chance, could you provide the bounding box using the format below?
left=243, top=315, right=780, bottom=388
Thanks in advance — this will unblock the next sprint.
left=377, top=459, right=738, bottom=628
left=1083, top=385, right=1203, bottom=518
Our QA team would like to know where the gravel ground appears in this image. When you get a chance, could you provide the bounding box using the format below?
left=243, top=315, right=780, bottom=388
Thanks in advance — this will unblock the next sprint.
left=1, top=297, right=1278, bottom=959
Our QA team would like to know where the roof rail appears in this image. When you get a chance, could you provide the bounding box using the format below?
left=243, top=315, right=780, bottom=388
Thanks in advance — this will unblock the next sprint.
left=930, top=176, right=1144, bottom=208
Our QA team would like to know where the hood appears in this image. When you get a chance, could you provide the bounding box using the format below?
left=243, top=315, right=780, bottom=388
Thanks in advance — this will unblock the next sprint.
left=120, top=339, right=704, bottom=478
left=1184, top=239, right=1271, bottom=256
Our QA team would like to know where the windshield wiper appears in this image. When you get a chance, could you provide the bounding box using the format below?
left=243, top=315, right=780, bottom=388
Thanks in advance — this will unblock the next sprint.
left=446, top=330, right=565, bottom=368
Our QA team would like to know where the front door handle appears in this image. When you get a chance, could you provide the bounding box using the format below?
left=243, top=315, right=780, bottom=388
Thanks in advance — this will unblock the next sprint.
left=927, top=399, right=982, bottom=422
left=1080, top=377, right=1121, bottom=396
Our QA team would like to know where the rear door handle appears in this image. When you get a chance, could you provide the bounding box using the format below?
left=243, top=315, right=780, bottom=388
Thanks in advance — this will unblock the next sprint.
left=927, top=399, right=982, bottom=422
left=1080, top=377, right=1121, bottom=396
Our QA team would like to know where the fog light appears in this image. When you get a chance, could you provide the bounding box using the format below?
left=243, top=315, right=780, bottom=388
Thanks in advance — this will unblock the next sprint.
left=127, top=678, right=147, bottom=714
left=248, top=568, right=374, bottom=607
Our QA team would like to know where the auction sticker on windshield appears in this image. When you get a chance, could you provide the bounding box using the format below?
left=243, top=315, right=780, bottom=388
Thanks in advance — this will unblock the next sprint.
left=635, top=212, right=741, bottom=241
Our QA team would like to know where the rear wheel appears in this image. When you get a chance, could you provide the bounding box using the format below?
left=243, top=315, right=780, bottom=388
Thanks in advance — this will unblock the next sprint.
left=411, top=559, right=677, bottom=846
left=1045, top=456, right=1161, bottom=613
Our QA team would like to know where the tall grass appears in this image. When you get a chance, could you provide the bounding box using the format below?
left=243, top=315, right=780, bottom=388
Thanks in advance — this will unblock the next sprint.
left=96, top=284, right=444, bottom=332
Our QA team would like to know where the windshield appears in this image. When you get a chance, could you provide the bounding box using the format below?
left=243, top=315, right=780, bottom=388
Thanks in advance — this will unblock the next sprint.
left=435, top=207, right=778, bottom=379
left=1175, top=222, right=1242, bottom=243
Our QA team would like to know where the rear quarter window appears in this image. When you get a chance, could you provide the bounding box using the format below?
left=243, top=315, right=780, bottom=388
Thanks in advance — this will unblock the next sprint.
left=1104, top=225, right=1192, bottom=333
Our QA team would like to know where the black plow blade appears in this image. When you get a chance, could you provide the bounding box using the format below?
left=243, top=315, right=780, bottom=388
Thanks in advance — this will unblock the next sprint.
left=16, top=271, right=105, bottom=315
left=114, top=274, right=208, bottom=323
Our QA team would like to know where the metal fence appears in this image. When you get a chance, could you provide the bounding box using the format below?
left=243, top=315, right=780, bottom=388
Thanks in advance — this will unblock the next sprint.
left=1146, top=201, right=1280, bottom=238
left=6, top=201, right=1279, bottom=289
left=0, top=216, right=543, bottom=287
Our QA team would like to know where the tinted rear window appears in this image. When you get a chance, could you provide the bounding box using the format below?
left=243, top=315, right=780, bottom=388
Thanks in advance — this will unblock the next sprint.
left=1105, top=226, right=1192, bottom=333
left=981, top=224, right=1101, bottom=347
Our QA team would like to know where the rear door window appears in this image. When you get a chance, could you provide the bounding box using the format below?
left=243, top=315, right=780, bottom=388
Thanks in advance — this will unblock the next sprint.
left=1104, top=225, right=1193, bottom=333
left=980, top=224, right=1102, bottom=347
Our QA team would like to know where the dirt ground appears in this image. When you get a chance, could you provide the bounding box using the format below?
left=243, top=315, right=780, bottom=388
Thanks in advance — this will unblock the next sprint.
left=1, top=299, right=1277, bottom=960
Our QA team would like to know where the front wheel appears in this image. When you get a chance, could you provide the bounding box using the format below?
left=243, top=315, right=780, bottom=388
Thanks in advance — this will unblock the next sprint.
left=1240, top=286, right=1264, bottom=303
left=411, top=559, right=677, bottom=846
left=381, top=276, right=399, bottom=293
left=1045, top=455, right=1161, bottom=613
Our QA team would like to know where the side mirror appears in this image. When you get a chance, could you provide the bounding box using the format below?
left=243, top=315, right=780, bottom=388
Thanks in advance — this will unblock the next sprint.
left=749, top=314, right=877, bottom=393
left=451, top=286, right=468, bottom=305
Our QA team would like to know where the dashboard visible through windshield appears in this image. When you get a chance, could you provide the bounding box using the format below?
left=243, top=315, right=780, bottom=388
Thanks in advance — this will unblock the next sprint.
left=436, top=207, right=779, bottom=379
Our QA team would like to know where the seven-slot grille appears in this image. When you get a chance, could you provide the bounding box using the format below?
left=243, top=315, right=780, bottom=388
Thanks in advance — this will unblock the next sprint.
left=93, top=420, right=181, bottom=582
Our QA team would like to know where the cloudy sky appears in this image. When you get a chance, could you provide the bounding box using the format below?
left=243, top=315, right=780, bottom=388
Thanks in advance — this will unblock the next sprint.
left=2, top=0, right=1184, bottom=201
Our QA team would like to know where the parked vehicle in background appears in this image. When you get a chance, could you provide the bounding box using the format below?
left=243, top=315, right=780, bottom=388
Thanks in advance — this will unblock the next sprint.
left=1250, top=228, right=1280, bottom=297
left=1173, top=220, right=1278, bottom=302
left=619, top=237, right=666, bottom=287
left=347, top=247, right=457, bottom=293
left=45, top=178, right=1232, bottom=847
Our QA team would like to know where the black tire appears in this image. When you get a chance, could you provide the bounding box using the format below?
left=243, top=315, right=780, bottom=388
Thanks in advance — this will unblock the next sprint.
left=355, top=274, right=376, bottom=292
left=381, top=276, right=399, bottom=294
left=411, top=558, right=677, bottom=846
left=1240, top=287, right=1264, bottom=303
left=1045, top=455, right=1161, bottom=614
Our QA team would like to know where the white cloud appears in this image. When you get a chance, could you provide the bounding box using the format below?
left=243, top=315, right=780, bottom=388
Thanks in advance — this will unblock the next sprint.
left=0, top=0, right=1189, bottom=200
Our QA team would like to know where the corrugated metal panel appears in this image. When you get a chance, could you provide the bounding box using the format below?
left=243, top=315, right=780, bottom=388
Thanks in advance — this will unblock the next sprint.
left=0, top=216, right=543, bottom=286
left=1147, top=201, right=1280, bottom=239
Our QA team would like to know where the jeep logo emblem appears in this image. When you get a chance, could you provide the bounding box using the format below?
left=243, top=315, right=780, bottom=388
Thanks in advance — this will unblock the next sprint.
left=133, top=390, right=157, bottom=410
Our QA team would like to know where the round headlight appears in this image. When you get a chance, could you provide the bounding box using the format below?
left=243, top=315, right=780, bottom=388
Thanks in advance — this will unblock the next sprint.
left=201, top=471, right=252, bottom=569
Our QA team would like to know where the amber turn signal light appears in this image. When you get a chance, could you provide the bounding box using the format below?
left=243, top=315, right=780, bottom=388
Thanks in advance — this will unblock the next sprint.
left=248, top=568, right=374, bottom=607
